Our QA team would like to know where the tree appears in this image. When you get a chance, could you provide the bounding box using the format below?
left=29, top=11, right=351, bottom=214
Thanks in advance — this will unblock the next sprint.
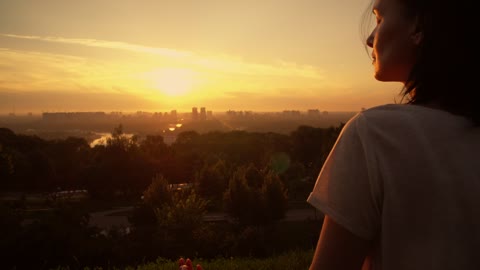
left=155, top=189, right=208, bottom=234
left=262, top=170, right=288, bottom=220
left=140, top=135, right=168, bottom=158
left=223, top=166, right=288, bottom=226
left=244, top=162, right=263, bottom=188
left=0, top=144, right=14, bottom=186
left=142, top=174, right=172, bottom=208
left=128, top=174, right=172, bottom=238
left=195, top=159, right=229, bottom=209
left=223, top=166, right=257, bottom=225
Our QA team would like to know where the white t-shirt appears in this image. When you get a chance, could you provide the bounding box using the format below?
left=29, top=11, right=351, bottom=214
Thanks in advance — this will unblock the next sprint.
left=307, top=104, right=480, bottom=270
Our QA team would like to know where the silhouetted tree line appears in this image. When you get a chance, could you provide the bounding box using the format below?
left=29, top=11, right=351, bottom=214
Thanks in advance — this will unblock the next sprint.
left=0, top=123, right=344, bottom=269
left=0, top=123, right=343, bottom=201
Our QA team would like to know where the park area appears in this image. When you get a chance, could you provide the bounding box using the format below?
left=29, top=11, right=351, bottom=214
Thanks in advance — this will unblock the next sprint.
left=1, top=190, right=323, bottom=270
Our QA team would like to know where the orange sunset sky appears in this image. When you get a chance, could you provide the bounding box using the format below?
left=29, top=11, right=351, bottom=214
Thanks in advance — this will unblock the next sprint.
left=0, top=0, right=402, bottom=114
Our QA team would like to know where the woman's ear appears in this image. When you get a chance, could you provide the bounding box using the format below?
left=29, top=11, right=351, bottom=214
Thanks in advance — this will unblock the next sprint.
left=411, top=30, right=423, bottom=45
left=410, top=16, right=423, bottom=45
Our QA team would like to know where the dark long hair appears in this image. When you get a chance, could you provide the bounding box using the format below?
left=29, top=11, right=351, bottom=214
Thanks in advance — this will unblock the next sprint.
left=362, top=0, right=479, bottom=125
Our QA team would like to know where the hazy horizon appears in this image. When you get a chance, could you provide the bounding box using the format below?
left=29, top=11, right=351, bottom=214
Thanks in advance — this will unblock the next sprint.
left=0, top=0, right=404, bottom=114
left=0, top=107, right=362, bottom=117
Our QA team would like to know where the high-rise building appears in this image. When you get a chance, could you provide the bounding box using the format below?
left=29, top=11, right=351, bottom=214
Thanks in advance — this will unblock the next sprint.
left=200, top=107, right=207, bottom=120
left=307, top=109, right=320, bottom=117
left=170, top=110, right=177, bottom=121
left=192, top=107, right=199, bottom=120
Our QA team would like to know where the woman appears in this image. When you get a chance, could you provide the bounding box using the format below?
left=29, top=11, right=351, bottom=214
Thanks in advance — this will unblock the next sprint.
left=307, top=0, right=479, bottom=269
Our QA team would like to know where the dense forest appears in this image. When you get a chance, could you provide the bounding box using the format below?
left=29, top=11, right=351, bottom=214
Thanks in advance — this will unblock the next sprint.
left=0, top=123, right=344, bottom=269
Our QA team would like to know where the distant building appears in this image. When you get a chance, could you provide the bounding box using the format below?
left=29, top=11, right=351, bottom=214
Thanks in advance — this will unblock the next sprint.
left=226, top=110, right=237, bottom=117
left=42, top=112, right=106, bottom=121
left=170, top=110, right=177, bottom=120
left=307, top=109, right=320, bottom=117
left=282, top=110, right=301, bottom=117
left=192, top=107, right=199, bottom=121
left=200, top=107, right=207, bottom=120
left=109, top=111, right=123, bottom=117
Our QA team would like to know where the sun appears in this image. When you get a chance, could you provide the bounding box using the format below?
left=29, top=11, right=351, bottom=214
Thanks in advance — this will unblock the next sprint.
left=148, top=68, right=197, bottom=96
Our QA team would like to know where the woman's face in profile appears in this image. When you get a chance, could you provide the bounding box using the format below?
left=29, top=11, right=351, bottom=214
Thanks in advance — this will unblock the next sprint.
left=367, top=0, right=420, bottom=83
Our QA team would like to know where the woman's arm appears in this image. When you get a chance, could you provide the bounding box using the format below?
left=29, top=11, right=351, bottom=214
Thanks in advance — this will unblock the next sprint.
left=309, top=215, right=372, bottom=270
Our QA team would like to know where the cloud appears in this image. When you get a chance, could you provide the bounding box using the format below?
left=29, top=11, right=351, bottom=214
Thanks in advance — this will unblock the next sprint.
left=0, top=34, right=361, bottom=113
left=1, top=34, right=191, bottom=58
left=0, top=88, right=161, bottom=114
left=1, top=33, right=326, bottom=80
left=0, top=48, right=140, bottom=94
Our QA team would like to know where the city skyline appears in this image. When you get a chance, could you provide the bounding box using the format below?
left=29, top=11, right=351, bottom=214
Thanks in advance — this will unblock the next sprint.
left=1, top=105, right=360, bottom=117
left=0, top=0, right=404, bottom=114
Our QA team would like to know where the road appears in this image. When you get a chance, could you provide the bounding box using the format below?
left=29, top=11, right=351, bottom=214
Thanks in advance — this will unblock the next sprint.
left=89, top=207, right=323, bottom=230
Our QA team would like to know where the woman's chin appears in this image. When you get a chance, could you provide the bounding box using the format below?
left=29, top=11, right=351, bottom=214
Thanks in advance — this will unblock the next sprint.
left=373, top=70, right=392, bottom=82
left=373, top=71, right=384, bottom=81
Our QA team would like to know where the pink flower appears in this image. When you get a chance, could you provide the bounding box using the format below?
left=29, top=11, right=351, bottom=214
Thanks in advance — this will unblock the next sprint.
left=186, top=258, right=194, bottom=270
left=196, top=264, right=204, bottom=270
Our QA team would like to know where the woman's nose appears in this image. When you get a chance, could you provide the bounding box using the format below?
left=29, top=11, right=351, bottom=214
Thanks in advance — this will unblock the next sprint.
left=366, top=31, right=375, bottom=48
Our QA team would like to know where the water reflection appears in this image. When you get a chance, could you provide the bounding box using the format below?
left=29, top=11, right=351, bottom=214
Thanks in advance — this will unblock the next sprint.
left=89, top=122, right=182, bottom=147
left=89, top=132, right=134, bottom=148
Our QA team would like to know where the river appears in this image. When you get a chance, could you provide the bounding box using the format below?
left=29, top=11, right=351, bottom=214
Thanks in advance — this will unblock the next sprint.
left=89, top=132, right=134, bottom=148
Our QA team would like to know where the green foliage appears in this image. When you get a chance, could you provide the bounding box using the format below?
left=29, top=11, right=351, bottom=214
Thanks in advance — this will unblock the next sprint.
left=244, top=163, right=263, bottom=189
left=129, top=174, right=172, bottom=230
left=196, top=159, right=229, bottom=210
left=152, top=189, right=209, bottom=255
left=0, top=123, right=341, bottom=198
left=143, top=174, right=172, bottom=208
left=107, top=124, right=130, bottom=151
left=0, top=124, right=342, bottom=269
left=262, top=171, right=288, bottom=220
left=290, top=124, right=342, bottom=178
left=223, top=165, right=288, bottom=226
left=269, top=152, right=291, bottom=175
left=51, top=249, right=314, bottom=270
left=4, top=203, right=108, bottom=270
left=223, top=166, right=259, bottom=225
left=0, top=143, right=14, bottom=177
left=130, top=174, right=211, bottom=259
left=0, top=203, right=23, bottom=264
left=140, top=135, right=168, bottom=158
left=155, top=189, right=208, bottom=231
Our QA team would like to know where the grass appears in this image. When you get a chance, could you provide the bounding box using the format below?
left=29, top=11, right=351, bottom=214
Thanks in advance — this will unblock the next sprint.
left=51, top=249, right=314, bottom=270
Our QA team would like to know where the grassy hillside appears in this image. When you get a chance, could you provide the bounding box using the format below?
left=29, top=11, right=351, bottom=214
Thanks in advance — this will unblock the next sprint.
left=52, top=249, right=314, bottom=270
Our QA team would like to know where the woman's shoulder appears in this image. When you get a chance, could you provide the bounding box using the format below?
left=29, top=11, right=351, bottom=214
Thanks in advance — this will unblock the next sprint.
left=343, top=103, right=473, bottom=142
left=345, top=104, right=414, bottom=131
left=351, top=103, right=465, bottom=125
left=360, top=103, right=428, bottom=118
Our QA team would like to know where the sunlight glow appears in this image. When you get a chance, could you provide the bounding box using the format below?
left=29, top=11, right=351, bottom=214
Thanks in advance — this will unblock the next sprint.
left=145, top=68, right=197, bottom=97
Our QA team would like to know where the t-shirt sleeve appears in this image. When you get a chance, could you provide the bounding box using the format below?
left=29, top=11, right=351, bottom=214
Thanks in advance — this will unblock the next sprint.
left=307, top=113, right=382, bottom=240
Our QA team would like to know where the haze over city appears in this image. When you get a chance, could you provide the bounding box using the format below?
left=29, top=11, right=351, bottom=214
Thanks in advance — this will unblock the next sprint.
left=0, top=0, right=403, bottom=115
